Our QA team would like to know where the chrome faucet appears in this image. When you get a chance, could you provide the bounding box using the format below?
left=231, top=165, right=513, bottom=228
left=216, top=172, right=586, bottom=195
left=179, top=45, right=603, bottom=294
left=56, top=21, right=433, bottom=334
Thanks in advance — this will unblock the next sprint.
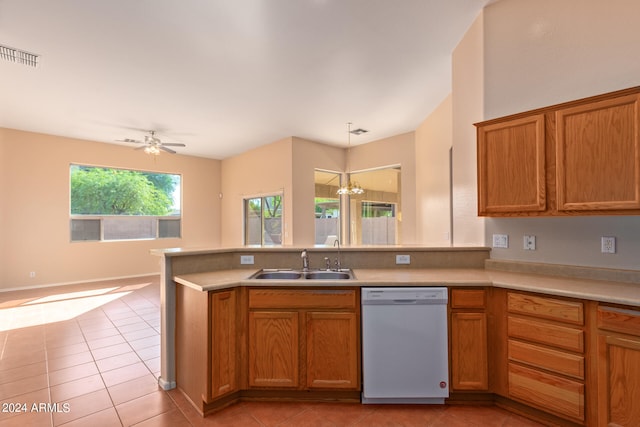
left=333, top=239, right=342, bottom=271
left=301, top=249, right=309, bottom=271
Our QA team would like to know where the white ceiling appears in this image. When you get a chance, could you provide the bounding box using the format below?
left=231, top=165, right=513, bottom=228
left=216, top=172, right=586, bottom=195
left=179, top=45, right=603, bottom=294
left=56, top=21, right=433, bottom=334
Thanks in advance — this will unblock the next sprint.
left=0, top=0, right=490, bottom=159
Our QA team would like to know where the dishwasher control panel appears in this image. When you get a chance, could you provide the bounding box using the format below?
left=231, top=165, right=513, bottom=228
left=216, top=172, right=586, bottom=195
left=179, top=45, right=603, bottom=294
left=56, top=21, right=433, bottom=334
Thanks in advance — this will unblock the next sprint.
left=362, top=287, right=448, bottom=305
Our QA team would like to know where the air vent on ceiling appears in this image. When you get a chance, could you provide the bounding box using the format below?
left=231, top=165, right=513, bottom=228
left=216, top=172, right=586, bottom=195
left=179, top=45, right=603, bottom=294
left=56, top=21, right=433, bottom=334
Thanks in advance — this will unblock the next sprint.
left=0, top=44, right=39, bottom=67
left=350, top=128, right=368, bottom=135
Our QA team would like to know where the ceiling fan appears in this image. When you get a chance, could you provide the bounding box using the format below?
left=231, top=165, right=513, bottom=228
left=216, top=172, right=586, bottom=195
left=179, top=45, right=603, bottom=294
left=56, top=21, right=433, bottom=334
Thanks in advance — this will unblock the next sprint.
left=116, top=130, right=186, bottom=155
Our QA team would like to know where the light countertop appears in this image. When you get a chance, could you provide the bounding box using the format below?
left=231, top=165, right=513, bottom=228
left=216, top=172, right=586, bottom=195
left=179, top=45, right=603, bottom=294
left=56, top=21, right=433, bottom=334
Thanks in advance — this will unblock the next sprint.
left=173, top=268, right=640, bottom=307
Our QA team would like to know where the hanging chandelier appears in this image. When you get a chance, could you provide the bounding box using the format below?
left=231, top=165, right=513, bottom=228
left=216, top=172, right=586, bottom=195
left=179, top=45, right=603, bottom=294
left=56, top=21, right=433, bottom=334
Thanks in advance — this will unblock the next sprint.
left=337, top=122, right=364, bottom=195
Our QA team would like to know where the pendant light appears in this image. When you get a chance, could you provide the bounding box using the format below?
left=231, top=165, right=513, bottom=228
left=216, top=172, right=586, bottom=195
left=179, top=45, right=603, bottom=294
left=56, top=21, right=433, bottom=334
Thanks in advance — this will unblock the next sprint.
left=337, top=122, right=364, bottom=195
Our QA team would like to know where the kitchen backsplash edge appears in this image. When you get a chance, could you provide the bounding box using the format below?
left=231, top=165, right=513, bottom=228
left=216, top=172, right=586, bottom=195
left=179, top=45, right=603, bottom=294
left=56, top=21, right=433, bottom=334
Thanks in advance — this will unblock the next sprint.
left=485, top=259, right=640, bottom=284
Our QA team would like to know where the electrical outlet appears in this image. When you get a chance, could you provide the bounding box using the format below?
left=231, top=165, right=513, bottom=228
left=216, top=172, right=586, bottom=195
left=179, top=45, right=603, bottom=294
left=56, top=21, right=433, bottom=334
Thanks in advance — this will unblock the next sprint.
left=29, top=271, right=36, bottom=278
left=395, top=254, right=411, bottom=264
left=240, top=255, right=255, bottom=264
left=601, top=237, right=616, bottom=254
left=492, top=234, right=509, bottom=249
left=523, top=235, right=536, bottom=251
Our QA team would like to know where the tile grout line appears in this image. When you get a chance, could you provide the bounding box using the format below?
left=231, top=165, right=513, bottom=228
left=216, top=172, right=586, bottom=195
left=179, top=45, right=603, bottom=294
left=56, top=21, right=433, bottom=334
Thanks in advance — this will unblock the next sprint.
left=67, top=306, right=126, bottom=427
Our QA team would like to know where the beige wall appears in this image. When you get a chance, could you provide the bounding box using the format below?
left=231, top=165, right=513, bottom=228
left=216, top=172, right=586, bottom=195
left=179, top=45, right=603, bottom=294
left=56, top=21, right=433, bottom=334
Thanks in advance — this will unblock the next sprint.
left=479, top=0, right=640, bottom=270
left=0, top=128, right=221, bottom=289
left=291, top=138, right=344, bottom=247
left=220, top=137, right=344, bottom=247
left=415, top=94, right=452, bottom=246
left=220, top=133, right=417, bottom=247
left=349, top=132, right=417, bottom=244
left=484, top=0, right=640, bottom=119
left=220, top=137, right=293, bottom=246
left=451, top=10, right=485, bottom=247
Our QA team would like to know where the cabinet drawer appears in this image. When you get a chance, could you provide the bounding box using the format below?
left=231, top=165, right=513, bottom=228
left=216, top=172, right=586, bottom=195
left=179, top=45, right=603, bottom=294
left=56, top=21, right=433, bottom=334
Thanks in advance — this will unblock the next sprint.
left=451, top=289, right=485, bottom=309
left=597, top=305, right=640, bottom=336
left=508, top=292, right=584, bottom=325
left=249, top=289, right=357, bottom=309
left=508, top=363, right=584, bottom=422
left=508, top=339, right=584, bottom=380
left=508, top=316, right=584, bottom=353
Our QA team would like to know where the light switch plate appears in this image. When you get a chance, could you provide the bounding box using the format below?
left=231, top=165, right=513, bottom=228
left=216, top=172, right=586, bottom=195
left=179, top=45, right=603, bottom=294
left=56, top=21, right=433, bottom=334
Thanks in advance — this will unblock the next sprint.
left=240, top=255, right=255, bottom=264
left=492, top=234, right=509, bottom=249
left=395, top=254, right=411, bottom=264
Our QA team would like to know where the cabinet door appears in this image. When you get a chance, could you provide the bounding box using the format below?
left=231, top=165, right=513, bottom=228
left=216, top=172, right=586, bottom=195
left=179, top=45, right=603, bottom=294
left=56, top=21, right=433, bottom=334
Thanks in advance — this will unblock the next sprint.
left=477, top=114, right=546, bottom=214
left=306, top=311, right=359, bottom=389
left=556, top=93, right=640, bottom=211
left=597, top=334, right=640, bottom=426
left=450, top=312, right=488, bottom=390
left=210, top=290, right=237, bottom=399
left=249, top=311, right=299, bottom=388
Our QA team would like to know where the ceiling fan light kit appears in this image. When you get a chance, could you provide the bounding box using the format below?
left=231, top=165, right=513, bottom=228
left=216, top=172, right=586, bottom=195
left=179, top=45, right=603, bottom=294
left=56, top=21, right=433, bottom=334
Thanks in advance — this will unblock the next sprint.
left=116, top=130, right=186, bottom=155
left=144, top=145, right=161, bottom=155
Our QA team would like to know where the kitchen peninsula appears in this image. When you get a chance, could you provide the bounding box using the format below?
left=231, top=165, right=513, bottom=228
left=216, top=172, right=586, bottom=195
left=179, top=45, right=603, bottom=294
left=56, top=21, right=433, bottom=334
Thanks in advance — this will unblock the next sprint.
left=152, top=246, right=640, bottom=426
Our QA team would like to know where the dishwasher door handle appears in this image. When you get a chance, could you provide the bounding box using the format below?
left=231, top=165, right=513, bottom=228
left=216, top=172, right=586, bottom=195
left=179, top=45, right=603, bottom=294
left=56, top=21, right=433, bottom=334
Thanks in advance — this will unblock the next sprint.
left=392, top=299, right=418, bottom=304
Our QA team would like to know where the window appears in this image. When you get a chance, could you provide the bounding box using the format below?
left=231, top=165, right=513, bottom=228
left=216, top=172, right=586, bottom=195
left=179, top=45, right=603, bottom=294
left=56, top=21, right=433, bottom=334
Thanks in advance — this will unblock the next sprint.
left=70, top=165, right=181, bottom=241
left=314, top=170, right=341, bottom=245
left=244, top=194, right=283, bottom=245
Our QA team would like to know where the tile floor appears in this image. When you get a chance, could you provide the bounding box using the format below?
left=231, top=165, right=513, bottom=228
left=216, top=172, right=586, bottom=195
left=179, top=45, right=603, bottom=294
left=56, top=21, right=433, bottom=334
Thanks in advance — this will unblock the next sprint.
left=0, top=276, right=545, bottom=426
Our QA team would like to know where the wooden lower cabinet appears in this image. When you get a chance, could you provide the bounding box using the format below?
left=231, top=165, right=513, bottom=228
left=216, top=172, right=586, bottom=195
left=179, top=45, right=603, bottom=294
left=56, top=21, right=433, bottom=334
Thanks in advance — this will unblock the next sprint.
left=508, top=363, right=585, bottom=421
left=596, top=305, right=640, bottom=426
left=175, top=285, right=240, bottom=414
left=210, top=290, right=238, bottom=398
left=248, top=311, right=299, bottom=388
left=176, top=285, right=360, bottom=415
left=449, top=289, right=488, bottom=391
left=306, top=311, right=358, bottom=389
left=176, top=282, right=640, bottom=425
left=492, top=290, right=589, bottom=425
left=247, top=288, right=360, bottom=392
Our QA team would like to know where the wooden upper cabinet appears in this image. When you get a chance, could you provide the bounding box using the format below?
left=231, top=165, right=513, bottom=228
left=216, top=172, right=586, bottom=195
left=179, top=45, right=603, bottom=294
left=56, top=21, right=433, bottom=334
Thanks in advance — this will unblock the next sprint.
left=556, top=93, right=640, bottom=211
left=477, top=86, right=640, bottom=216
left=477, top=114, right=546, bottom=215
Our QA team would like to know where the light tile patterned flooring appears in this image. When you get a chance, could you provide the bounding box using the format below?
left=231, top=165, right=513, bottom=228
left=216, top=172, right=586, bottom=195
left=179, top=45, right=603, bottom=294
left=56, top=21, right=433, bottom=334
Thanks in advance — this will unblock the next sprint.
left=0, top=276, right=545, bottom=426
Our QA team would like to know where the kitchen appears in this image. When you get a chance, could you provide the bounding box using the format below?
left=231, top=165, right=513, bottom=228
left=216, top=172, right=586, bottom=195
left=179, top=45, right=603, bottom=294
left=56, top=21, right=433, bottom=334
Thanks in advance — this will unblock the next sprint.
left=1, top=0, right=640, bottom=426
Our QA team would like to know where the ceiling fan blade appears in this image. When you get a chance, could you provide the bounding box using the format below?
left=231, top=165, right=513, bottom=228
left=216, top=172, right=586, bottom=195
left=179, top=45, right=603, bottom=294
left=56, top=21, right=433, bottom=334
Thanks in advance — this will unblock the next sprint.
left=116, top=138, right=144, bottom=143
left=134, top=145, right=148, bottom=151
left=161, top=143, right=186, bottom=147
left=159, top=146, right=177, bottom=154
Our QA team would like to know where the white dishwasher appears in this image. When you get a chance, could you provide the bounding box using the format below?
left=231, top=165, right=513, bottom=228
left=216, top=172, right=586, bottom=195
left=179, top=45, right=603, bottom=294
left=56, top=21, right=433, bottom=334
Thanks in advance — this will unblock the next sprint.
left=361, top=287, right=449, bottom=404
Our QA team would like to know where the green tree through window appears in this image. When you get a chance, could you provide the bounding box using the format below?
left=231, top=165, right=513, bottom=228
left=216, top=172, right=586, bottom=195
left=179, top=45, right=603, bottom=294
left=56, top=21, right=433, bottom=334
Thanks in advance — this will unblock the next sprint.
left=70, top=166, right=178, bottom=215
left=70, top=165, right=181, bottom=241
left=244, top=195, right=282, bottom=245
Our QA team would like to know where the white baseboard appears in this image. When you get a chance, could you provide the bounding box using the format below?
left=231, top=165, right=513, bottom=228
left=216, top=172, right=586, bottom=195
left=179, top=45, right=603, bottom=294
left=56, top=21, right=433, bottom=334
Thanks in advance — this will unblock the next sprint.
left=0, top=273, right=159, bottom=293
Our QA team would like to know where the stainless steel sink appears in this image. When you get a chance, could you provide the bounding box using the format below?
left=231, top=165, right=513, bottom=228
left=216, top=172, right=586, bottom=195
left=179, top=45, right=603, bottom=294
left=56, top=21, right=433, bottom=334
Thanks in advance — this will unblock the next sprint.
left=304, top=271, right=352, bottom=280
left=251, top=271, right=303, bottom=280
left=249, top=269, right=353, bottom=280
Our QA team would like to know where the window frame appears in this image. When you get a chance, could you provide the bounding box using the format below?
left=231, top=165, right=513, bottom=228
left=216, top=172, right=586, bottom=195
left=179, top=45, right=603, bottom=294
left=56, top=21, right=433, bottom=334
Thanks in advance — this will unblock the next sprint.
left=314, top=169, right=342, bottom=245
left=69, top=164, right=182, bottom=242
left=243, top=193, right=284, bottom=246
